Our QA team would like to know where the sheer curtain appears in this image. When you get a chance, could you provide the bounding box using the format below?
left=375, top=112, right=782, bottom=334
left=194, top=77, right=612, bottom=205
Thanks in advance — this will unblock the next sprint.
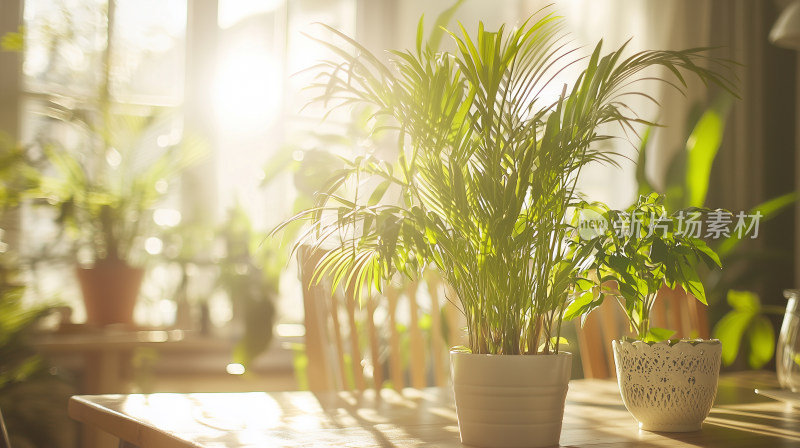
left=559, top=0, right=715, bottom=207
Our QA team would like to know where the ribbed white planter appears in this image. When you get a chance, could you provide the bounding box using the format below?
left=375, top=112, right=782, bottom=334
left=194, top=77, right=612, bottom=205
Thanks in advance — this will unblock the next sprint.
left=612, top=339, right=721, bottom=432
left=450, top=351, right=572, bottom=448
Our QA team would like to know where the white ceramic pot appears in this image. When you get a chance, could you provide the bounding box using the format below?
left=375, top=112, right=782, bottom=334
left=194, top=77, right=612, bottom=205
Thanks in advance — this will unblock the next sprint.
left=450, top=351, right=572, bottom=448
left=612, top=339, right=722, bottom=432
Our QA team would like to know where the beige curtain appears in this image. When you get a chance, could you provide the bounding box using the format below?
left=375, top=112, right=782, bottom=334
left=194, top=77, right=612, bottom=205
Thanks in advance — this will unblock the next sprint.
left=706, top=1, right=796, bottom=295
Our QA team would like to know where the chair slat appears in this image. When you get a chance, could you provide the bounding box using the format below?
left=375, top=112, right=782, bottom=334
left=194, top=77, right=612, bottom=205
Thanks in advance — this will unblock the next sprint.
left=345, top=284, right=366, bottom=390
left=442, top=283, right=464, bottom=349
left=328, top=287, right=348, bottom=390
left=298, top=247, right=334, bottom=392
left=300, top=246, right=457, bottom=391
left=406, top=283, right=427, bottom=389
left=652, top=290, right=669, bottom=331
left=599, top=299, right=620, bottom=374
left=575, top=311, right=611, bottom=379
left=691, top=301, right=711, bottom=339
left=667, top=288, right=687, bottom=338
left=427, top=274, right=447, bottom=386
left=366, top=296, right=383, bottom=390
left=0, top=407, right=11, bottom=448
left=387, top=287, right=405, bottom=390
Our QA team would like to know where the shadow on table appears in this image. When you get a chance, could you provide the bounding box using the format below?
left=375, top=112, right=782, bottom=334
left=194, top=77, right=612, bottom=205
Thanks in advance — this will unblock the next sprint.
left=634, top=407, right=800, bottom=448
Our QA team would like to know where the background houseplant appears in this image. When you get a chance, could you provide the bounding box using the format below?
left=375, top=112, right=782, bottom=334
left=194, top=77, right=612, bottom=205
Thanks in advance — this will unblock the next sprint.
left=29, top=106, right=203, bottom=326
left=3, top=24, right=204, bottom=327
left=633, top=93, right=795, bottom=369
left=574, top=193, right=723, bottom=431
left=0, top=236, right=77, bottom=448
left=280, top=8, right=735, bottom=446
left=216, top=202, right=282, bottom=368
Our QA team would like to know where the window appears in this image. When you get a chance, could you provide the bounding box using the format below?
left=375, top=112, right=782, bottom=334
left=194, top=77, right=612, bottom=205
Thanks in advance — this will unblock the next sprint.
left=19, top=0, right=188, bottom=323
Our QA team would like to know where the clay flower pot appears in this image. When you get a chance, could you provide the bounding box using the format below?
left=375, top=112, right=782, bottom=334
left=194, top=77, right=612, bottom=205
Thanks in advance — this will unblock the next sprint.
left=76, top=259, right=144, bottom=327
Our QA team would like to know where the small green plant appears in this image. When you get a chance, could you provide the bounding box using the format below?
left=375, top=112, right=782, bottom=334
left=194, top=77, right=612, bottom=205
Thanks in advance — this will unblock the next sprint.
left=571, top=194, right=722, bottom=342
left=277, top=8, right=735, bottom=355
left=30, top=111, right=204, bottom=266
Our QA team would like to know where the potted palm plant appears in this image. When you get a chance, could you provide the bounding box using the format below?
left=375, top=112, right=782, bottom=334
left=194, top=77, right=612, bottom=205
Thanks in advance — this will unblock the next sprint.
left=573, top=193, right=724, bottom=432
left=282, top=8, right=735, bottom=447
left=31, top=108, right=202, bottom=327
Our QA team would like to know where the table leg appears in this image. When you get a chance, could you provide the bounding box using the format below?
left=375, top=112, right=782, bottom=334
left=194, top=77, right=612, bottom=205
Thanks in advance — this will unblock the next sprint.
left=84, top=351, right=126, bottom=394
left=82, top=351, right=130, bottom=448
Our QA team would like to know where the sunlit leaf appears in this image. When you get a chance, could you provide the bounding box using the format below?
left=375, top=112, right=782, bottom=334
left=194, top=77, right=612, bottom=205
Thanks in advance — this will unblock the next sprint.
left=645, top=327, right=676, bottom=343
left=713, top=311, right=752, bottom=365
left=727, top=290, right=760, bottom=312
left=747, top=315, right=775, bottom=369
left=686, top=93, right=733, bottom=207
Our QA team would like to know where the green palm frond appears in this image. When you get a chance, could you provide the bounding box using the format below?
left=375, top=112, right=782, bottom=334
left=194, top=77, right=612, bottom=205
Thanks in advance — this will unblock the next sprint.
left=285, top=9, right=736, bottom=355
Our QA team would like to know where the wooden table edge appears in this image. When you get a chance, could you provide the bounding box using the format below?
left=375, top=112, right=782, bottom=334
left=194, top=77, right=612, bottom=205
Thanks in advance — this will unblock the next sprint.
left=69, top=396, right=200, bottom=448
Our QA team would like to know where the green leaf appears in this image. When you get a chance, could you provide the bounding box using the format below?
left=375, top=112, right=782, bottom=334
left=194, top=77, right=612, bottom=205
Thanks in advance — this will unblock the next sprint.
left=727, top=290, right=760, bottom=312
left=746, top=315, right=775, bottom=369
left=1, top=28, right=24, bottom=52
left=608, top=255, right=631, bottom=275
left=539, top=337, right=570, bottom=352
left=713, top=310, right=752, bottom=365
left=674, top=257, right=706, bottom=304
left=692, top=238, right=722, bottom=269
left=416, top=16, right=425, bottom=56
left=428, top=0, right=467, bottom=51
left=751, top=191, right=799, bottom=220
left=716, top=191, right=798, bottom=258
left=686, top=93, right=733, bottom=207
left=635, top=125, right=654, bottom=196
left=368, top=179, right=392, bottom=206
left=563, top=290, right=594, bottom=321
left=645, top=327, right=676, bottom=343
left=650, top=236, right=668, bottom=264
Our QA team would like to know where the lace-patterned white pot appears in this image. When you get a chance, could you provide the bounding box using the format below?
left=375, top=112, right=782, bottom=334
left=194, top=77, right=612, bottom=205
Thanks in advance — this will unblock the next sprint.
left=612, top=339, right=722, bottom=432
left=451, top=351, right=572, bottom=447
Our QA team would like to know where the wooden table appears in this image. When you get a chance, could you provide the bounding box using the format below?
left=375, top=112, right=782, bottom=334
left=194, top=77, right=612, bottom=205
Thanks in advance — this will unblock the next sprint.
left=69, top=371, right=800, bottom=448
left=35, top=329, right=231, bottom=448
left=33, top=329, right=226, bottom=394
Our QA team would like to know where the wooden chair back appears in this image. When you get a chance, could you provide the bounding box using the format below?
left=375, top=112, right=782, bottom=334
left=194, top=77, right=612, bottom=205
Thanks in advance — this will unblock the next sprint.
left=298, top=246, right=464, bottom=391
left=0, top=407, right=10, bottom=448
left=574, top=285, right=710, bottom=379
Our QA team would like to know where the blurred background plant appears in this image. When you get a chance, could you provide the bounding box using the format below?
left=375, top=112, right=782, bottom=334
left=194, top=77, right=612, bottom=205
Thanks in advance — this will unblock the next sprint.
left=216, top=201, right=281, bottom=368
left=27, top=104, right=205, bottom=268
left=634, top=92, right=797, bottom=369
left=0, top=239, right=77, bottom=448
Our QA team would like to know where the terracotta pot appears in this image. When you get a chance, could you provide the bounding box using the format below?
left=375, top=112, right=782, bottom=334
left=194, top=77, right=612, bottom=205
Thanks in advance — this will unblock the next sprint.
left=76, top=260, right=144, bottom=327
left=450, top=351, right=572, bottom=447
